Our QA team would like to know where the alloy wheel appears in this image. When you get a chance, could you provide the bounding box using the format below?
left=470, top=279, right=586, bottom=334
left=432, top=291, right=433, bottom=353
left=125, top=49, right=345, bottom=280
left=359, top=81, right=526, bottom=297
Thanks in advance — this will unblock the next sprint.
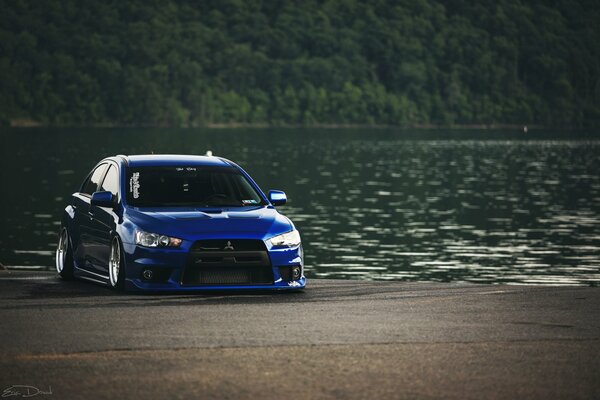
left=56, top=229, right=68, bottom=274
left=109, top=238, right=121, bottom=287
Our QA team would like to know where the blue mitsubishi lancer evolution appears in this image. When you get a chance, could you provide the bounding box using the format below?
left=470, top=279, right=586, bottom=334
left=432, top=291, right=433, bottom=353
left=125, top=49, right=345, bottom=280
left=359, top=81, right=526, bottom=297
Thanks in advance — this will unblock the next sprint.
left=55, top=154, right=305, bottom=292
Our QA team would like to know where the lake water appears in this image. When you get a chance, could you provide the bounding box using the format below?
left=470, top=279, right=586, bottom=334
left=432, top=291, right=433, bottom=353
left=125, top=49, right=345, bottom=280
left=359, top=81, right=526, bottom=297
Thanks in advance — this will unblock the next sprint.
left=1, top=128, right=599, bottom=285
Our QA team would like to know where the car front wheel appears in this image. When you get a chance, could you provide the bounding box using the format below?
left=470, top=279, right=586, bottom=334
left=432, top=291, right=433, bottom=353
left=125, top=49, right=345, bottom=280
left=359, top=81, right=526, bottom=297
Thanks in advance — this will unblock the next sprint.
left=108, top=237, right=125, bottom=291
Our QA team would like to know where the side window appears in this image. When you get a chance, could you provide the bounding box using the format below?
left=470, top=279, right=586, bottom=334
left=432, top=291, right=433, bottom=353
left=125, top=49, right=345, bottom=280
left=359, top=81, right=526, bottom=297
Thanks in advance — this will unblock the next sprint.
left=100, top=165, right=119, bottom=198
left=81, top=164, right=108, bottom=196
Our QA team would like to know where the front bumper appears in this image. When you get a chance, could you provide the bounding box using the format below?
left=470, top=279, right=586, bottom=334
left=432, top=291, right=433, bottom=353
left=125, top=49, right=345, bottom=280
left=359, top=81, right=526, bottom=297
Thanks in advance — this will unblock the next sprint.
left=121, top=241, right=306, bottom=292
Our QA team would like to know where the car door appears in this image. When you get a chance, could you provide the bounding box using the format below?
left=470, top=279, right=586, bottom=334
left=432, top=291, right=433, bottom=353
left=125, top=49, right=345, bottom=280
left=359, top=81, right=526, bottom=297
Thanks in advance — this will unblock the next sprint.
left=73, top=163, right=108, bottom=274
left=87, top=163, right=120, bottom=276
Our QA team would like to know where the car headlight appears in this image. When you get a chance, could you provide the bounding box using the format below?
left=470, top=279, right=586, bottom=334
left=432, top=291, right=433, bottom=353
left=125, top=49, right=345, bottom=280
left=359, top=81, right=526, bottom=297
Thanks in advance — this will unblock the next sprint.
left=135, top=230, right=182, bottom=248
left=269, top=230, right=301, bottom=248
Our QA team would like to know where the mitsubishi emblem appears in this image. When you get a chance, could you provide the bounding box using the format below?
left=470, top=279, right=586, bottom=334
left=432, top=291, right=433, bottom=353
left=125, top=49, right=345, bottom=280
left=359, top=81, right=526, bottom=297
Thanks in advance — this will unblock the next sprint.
left=224, top=241, right=235, bottom=251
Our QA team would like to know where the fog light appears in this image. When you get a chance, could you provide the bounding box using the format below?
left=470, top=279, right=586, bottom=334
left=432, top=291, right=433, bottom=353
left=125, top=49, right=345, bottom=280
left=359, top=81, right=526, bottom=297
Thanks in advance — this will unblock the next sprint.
left=142, top=269, right=153, bottom=280
left=292, top=266, right=301, bottom=280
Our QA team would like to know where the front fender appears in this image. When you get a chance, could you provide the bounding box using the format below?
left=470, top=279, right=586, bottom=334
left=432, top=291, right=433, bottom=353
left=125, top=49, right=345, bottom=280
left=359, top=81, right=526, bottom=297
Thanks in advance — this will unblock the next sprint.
left=117, top=218, right=138, bottom=245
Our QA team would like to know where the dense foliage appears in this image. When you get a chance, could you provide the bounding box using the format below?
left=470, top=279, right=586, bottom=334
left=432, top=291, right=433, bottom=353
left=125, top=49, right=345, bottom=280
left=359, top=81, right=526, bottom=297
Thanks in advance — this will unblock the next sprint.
left=1, top=0, right=598, bottom=127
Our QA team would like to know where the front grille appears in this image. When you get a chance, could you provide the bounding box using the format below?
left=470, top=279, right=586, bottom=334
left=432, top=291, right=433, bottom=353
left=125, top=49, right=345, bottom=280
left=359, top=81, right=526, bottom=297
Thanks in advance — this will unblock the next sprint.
left=190, top=239, right=266, bottom=252
left=182, top=239, right=273, bottom=286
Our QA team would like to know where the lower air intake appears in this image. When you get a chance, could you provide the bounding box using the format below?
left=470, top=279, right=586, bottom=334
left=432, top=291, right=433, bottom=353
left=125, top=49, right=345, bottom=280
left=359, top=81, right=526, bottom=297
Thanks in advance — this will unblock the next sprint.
left=181, top=266, right=273, bottom=286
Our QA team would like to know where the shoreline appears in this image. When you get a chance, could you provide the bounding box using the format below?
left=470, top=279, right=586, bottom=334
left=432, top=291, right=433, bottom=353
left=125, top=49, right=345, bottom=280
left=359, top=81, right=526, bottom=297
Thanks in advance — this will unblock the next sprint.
left=4, top=120, right=558, bottom=130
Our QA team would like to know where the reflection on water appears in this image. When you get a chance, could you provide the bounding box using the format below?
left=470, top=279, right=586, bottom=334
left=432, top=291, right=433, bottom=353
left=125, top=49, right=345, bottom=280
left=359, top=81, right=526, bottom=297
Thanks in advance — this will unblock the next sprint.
left=1, top=128, right=599, bottom=285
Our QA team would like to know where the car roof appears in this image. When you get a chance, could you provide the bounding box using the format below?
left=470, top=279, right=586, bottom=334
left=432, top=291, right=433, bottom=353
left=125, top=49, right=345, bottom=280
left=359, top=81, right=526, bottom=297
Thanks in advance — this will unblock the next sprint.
left=116, top=154, right=232, bottom=168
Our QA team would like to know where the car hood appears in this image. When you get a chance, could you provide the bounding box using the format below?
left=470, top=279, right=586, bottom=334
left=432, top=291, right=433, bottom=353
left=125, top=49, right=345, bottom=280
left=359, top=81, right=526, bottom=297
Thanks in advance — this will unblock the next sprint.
left=124, top=206, right=293, bottom=240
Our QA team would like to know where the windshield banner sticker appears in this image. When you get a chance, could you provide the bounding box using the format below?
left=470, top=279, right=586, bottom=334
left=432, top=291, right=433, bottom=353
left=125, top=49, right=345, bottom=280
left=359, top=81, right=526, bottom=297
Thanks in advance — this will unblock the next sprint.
left=130, top=172, right=140, bottom=199
left=242, top=199, right=259, bottom=205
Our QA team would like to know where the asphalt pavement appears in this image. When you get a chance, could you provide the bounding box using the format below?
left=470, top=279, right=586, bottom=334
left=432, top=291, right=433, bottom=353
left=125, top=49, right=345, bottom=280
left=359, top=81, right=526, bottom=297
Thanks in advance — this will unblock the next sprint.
left=0, top=270, right=598, bottom=399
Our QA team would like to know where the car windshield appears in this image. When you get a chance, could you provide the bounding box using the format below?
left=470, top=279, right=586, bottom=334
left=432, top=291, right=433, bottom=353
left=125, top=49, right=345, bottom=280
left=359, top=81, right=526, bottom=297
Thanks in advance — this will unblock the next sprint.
left=126, top=166, right=266, bottom=207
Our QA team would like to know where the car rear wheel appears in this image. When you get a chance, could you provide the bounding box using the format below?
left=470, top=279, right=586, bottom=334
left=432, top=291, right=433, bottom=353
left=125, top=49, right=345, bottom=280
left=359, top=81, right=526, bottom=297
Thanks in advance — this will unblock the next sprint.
left=108, top=237, right=125, bottom=291
left=56, top=228, right=74, bottom=280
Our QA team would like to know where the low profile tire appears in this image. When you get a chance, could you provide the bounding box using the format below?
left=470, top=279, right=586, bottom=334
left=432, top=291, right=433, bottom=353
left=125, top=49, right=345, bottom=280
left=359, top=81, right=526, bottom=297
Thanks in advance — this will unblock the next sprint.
left=108, top=237, right=126, bottom=291
left=56, top=228, right=74, bottom=280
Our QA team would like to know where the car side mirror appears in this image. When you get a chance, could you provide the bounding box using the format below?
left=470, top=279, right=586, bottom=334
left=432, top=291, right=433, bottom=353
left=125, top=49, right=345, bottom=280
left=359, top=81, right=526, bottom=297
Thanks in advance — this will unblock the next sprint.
left=91, top=191, right=116, bottom=208
left=268, top=190, right=287, bottom=206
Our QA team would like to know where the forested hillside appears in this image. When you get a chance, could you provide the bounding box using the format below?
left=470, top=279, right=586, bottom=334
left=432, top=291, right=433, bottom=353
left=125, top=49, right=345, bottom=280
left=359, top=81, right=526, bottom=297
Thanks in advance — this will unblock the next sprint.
left=1, top=0, right=598, bottom=127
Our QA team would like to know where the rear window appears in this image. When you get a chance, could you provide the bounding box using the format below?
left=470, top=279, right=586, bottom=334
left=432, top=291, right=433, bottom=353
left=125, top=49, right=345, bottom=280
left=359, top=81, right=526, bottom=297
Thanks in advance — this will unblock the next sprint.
left=126, top=166, right=266, bottom=207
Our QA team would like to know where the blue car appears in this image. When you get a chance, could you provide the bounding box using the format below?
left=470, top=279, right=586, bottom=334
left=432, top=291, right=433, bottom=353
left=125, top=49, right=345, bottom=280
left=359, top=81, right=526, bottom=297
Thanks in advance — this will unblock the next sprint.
left=55, top=154, right=305, bottom=292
